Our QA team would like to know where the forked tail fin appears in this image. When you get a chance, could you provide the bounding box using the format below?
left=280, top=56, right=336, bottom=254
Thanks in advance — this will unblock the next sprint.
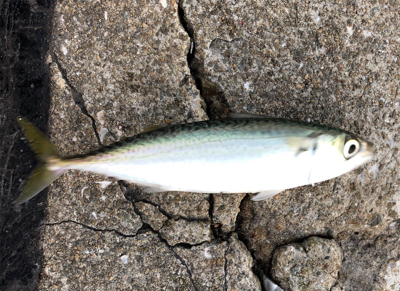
left=14, top=117, right=65, bottom=205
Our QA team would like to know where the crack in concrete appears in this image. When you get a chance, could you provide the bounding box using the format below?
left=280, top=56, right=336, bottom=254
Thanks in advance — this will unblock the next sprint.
left=235, top=194, right=272, bottom=290
left=119, top=181, right=200, bottom=290
left=45, top=218, right=202, bottom=289
left=120, top=181, right=210, bottom=223
left=50, top=52, right=102, bottom=145
left=223, top=245, right=229, bottom=291
left=44, top=220, right=138, bottom=238
left=169, top=247, right=200, bottom=291
left=177, top=1, right=230, bottom=120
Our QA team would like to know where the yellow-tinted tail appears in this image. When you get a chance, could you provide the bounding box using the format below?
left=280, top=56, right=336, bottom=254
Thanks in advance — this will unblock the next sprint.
left=14, top=117, right=65, bottom=205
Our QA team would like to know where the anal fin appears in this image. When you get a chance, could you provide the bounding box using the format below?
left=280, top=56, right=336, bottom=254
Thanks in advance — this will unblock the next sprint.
left=251, top=190, right=285, bottom=201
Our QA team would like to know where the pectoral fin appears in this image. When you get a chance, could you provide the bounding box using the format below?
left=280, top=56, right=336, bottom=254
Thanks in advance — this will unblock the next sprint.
left=251, top=190, right=285, bottom=201
left=142, top=186, right=170, bottom=193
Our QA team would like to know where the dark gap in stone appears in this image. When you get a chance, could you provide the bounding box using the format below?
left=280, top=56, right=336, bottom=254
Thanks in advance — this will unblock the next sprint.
left=177, top=1, right=230, bottom=120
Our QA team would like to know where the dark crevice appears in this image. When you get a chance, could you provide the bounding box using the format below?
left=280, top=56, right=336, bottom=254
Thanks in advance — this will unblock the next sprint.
left=223, top=246, right=228, bottom=291
left=50, top=52, right=101, bottom=145
left=235, top=195, right=274, bottom=290
left=119, top=181, right=199, bottom=290
left=208, top=194, right=229, bottom=241
left=169, top=246, right=200, bottom=291
left=120, top=181, right=210, bottom=223
left=44, top=220, right=139, bottom=238
left=177, top=1, right=230, bottom=120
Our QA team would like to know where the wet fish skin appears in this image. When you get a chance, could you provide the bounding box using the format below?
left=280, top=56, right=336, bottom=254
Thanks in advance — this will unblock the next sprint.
left=14, top=116, right=374, bottom=205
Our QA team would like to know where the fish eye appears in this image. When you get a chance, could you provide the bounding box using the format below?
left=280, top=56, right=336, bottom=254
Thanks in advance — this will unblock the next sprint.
left=343, top=139, right=360, bottom=159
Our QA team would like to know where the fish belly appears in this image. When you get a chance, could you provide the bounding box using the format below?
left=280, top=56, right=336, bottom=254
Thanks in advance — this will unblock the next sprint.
left=71, top=137, right=313, bottom=193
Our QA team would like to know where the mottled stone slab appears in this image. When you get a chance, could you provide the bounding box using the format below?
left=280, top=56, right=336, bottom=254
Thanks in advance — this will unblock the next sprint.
left=132, top=189, right=210, bottom=220
left=335, top=221, right=400, bottom=290
left=212, top=193, right=245, bottom=233
left=271, top=236, right=343, bottom=291
left=175, top=234, right=261, bottom=290
left=48, top=59, right=99, bottom=156
left=226, top=234, right=261, bottom=290
left=40, top=223, right=195, bottom=290
left=160, top=218, right=212, bottom=246
left=175, top=241, right=228, bottom=290
left=182, top=1, right=400, bottom=287
left=47, top=174, right=142, bottom=236
left=52, top=0, right=207, bottom=145
left=135, top=201, right=168, bottom=231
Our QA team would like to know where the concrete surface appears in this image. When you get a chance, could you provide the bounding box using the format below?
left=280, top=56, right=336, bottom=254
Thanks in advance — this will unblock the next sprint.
left=1, top=0, right=399, bottom=290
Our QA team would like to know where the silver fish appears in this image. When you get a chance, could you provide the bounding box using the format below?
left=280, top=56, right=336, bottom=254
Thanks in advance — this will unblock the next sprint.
left=15, top=114, right=373, bottom=205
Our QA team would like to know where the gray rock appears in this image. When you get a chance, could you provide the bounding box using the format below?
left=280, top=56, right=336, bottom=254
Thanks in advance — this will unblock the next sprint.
left=47, top=60, right=99, bottom=156
left=183, top=0, right=400, bottom=287
left=335, top=221, right=400, bottom=290
left=17, top=0, right=400, bottom=289
left=174, top=234, right=261, bottom=290
left=135, top=201, right=168, bottom=231
left=160, top=218, right=212, bottom=246
left=226, top=234, right=261, bottom=290
left=175, top=241, right=228, bottom=290
left=47, top=61, right=142, bottom=236
left=271, top=236, right=343, bottom=291
left=46, top=175, right=142, bottom=236
left=52, top=0, right=207, bottom=146
left=132, top=189, right=211, bottom=220
left=40, top=223, right=195, bottom=290
left=212, top=193, right=245, bottom=233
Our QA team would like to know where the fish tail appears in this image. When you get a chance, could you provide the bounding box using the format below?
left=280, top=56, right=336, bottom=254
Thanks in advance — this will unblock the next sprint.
left=14, top=117, right=65, bottom=205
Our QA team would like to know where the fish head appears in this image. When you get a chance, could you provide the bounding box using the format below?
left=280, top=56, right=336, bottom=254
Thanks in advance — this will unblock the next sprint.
left=310, top=131, right=374, bottom=183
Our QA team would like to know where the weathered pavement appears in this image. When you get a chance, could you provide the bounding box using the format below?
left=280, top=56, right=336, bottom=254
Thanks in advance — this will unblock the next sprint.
left=1, top=0, right=400, bottom=290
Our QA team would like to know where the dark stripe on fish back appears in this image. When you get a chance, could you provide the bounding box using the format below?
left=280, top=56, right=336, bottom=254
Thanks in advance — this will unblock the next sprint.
left=65, top=118, right=343, bottom=159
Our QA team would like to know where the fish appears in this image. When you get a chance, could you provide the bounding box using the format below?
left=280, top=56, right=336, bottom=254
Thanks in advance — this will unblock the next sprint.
left=14, top=114, right=374, bottom=205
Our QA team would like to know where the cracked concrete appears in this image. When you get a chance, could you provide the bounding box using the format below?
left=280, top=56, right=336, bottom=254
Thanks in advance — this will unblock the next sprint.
left=3, top=0, right=399, bottom=290
left=38, top=0, right=256, bottom=290
left=51, top=53, right=102, bottom=145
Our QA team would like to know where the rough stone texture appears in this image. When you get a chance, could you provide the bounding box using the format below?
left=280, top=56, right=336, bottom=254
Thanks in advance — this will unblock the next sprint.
left=52, top=0, right=207, bottom=146
left=5, top=0, right=400, bottom=289
left=212, top=193, right=245, bottom=233
left=46, top=63, right=142, bottom=236
left=132, top=189, right=211, bottom=220
left=334, top=221, right=400, bottom=291
left=160, top=218, right=212, bottom=246
left=271, top=236, right=343, bottom=291
left=226, top=234, right=261, bottom=290
left=40, top=223, right=195, bottom=290
left=47, top=60, right=99, bottom=156
left=135, top=201, right=168, bottom=231
left=175, top=241, right=228, bottom=290
left=181, top=1, right=400, bottom=288
left=175, top=234, right=261, bottom=290
left=47, top=175, right=142, bottom=236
